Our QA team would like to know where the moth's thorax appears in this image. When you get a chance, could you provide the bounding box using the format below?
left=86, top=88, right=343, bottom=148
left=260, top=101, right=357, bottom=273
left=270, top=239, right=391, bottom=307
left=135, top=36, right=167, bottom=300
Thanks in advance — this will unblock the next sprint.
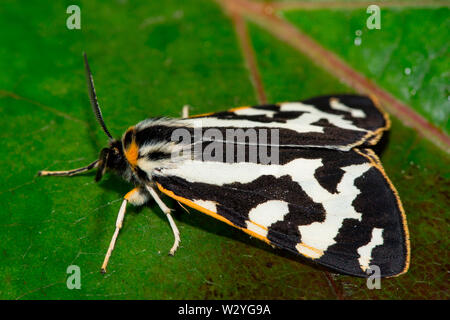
left=121, top=118, right=186, bottom=183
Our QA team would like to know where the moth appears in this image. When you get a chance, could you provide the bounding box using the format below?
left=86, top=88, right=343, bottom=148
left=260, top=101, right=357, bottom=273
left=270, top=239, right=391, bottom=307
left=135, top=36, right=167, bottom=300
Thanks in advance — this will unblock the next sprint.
left=39, top=54, right=410, bottom=277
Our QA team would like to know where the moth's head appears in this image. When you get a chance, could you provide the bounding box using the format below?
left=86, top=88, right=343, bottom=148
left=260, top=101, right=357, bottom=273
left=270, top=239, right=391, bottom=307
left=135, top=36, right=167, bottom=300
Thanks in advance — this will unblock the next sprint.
left=95, top=139, right=128, bottom=182
left=38, top=53, right=134, bottom=183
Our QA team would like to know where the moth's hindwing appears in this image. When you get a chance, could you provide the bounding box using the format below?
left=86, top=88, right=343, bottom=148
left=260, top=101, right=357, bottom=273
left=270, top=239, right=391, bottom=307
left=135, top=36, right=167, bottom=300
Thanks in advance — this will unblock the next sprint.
left=153, top=147, right=409, bottom=277
left=183, top=94, right=390, bottom=150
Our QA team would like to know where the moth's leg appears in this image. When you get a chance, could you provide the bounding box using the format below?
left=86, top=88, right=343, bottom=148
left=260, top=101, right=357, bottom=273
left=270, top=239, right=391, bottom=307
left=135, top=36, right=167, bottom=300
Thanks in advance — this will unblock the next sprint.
left=101, top=187, right=150, bottom=273
left=145, top=185, right=180, bottom=256
left=38, top=160, right=99, bottom=177
left=182, top=105, right=190, bottom=118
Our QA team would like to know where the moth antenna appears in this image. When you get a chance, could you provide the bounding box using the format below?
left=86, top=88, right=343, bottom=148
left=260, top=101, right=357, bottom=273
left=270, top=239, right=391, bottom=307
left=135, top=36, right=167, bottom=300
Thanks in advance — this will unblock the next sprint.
left=83, top=52, right=113, bottom=141
left=38, top=159, right=99, bottom=177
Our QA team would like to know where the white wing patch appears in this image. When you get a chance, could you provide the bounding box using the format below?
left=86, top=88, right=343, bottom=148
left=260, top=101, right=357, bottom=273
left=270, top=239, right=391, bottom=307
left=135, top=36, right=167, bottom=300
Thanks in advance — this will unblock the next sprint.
left=192, top=199, right=218, bottom=213
left=297, top=163, right=371, bottom=258
left=330, top=98, right=366, bottom=118
left=357, top=228, right=384, bottom=271
left=279, top=102, right=366, bottom=132
left=234, top=108, right=276, bottom=118
left=246, top=200, right=290, bottom=238
left=156, top=158, right=323, bottom=186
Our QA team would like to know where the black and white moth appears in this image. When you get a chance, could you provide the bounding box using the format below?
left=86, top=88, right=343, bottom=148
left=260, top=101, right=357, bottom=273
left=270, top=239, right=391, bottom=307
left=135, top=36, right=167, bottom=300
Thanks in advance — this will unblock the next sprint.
left=39, top=54, right=410, bottom=277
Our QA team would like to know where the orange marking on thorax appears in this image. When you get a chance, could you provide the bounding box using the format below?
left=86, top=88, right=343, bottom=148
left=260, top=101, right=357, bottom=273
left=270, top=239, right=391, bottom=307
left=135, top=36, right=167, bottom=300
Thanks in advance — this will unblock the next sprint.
left=124, top=141, right=139, bottom=167
left=123, top=128, right=139, bottom=167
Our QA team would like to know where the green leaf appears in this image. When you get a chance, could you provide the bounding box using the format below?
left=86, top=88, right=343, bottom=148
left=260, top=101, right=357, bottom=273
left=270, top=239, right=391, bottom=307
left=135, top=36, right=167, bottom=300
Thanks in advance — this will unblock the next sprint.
left=282, top=7, right=450, bottom=134
left=0, top=0, right=448, bottom=300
